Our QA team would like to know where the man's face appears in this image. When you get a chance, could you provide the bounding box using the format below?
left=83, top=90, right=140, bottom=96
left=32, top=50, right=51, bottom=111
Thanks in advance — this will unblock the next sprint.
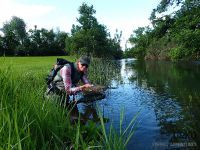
left=78, top=61, right=88, bottom=72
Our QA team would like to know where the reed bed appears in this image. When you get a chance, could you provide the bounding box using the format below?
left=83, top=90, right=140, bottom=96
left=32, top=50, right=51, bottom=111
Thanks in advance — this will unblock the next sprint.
left=89, top=57, right=122, bottom=86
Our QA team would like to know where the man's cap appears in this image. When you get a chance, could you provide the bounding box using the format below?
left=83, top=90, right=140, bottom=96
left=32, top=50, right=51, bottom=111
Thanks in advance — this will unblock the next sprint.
left=79, top=55, right=90, bottom=65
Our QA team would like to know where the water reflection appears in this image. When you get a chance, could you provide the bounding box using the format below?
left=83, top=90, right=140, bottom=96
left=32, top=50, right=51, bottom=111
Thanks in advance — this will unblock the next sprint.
left=69, top=102, right=109, bottom=125
left=69, top=59, right=200, bottom=150
left=128, top=60, right=200, bottom=149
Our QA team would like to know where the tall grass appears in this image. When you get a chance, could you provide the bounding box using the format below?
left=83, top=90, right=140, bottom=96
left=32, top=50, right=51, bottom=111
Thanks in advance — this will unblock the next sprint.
left=0, top=67, right=68, bottom=149
left=89, top=57, right=122, bottom=86
left=0, top=56, right=136, bottom=149
left=97, top=109, right=138, bottom=150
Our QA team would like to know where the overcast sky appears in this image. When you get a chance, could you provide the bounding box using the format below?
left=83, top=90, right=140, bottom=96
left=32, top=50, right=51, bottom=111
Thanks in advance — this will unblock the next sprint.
left=0, top=0, right=161, bottom=49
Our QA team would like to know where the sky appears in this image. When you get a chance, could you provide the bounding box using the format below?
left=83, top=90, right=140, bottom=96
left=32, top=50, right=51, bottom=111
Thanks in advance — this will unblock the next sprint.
left=0, top=0, right=161, bottom=49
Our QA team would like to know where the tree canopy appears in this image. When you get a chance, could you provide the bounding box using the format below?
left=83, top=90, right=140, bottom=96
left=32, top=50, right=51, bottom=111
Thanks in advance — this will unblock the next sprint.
left=0, top=3, right=123, bottom=59
left=66, top=3, right=123, bottom=58
left=126, top=0, right=200, bottom=61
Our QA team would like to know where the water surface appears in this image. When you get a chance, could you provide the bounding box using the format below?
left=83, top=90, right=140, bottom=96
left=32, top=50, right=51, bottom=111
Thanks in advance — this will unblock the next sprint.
left=77, top=59, right=200, bottom=150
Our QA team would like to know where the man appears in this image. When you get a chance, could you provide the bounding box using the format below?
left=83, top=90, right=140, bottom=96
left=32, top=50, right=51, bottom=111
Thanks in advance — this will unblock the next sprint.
left=47, top=55, right=93, bottom=106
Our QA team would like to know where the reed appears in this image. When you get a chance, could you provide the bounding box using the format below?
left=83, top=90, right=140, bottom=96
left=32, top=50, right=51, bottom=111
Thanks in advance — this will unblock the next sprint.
left=97, top=108, right=138, bottom=150
left=89, top=57, right=122, bottom=87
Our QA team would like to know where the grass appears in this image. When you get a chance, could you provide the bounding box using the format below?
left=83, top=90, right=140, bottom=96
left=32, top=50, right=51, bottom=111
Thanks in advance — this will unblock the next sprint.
left=0, top=56, right=136, bottom=149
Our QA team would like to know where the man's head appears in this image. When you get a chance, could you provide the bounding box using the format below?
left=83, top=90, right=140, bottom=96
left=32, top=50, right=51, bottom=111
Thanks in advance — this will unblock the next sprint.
left=77, top=55, right=90, bottom=72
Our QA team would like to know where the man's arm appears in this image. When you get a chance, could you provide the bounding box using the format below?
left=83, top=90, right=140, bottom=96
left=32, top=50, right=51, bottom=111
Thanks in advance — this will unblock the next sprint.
left=60, top=65, right=81, bottom=95
left=60, top=66, right=92, bottom=94
left=81, top=73, right=94, bottom=90
left=81, top=73, right=90, bottom=84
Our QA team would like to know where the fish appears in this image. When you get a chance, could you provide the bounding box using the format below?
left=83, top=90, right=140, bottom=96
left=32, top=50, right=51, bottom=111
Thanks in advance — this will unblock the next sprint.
left=82, top=85, right=106, bottom=94
left=76, top=85, right=106, bottom=103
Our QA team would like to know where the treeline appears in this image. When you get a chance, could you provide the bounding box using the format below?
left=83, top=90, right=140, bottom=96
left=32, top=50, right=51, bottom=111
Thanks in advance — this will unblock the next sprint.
left=0, top=3, right=123, bottom=59
left=0, top=19, right=68, bottom=56
left=125, top=0, right=200, bottom=60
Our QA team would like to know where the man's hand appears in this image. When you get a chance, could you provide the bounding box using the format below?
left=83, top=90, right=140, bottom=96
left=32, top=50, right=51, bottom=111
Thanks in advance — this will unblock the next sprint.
left=80, top=84, right=93, bottom=91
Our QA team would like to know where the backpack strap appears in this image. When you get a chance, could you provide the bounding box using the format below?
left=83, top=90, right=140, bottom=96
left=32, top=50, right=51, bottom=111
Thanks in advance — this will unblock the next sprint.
left=69, top=62, right=74, bottom=80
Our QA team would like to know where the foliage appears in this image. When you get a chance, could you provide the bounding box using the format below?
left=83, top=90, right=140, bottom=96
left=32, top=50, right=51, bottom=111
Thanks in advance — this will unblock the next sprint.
left=66, top=3, right=123, bottom=59
left=1, top=16, right=27, bottom=55
left=0, top=35, right=5, bottom=55
left=0, top=17, right=68, bottom=56
left=123, top=48, right=133, bottom=58
left=28, top=27, right=68, bottom=56
left=2, top=16, right=27, bottom=44
left=127, top=0, right=200, bottom=61
left=169, top=46, right=184, bottom=59
left=128, top=27, right=150, bottom=59
left=129, top=60, right=200, bottom=147
left=0, top=3, right=123, bottom=59
left=109, top=30, right=123, bottom=59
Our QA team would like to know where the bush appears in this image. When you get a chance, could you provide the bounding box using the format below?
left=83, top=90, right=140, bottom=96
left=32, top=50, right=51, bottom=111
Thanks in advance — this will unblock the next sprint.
left=169, top=47, right=183, bottom=60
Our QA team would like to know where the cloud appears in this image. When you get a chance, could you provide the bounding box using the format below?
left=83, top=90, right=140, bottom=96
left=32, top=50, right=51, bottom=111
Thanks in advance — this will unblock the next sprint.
left=0, top=0, right=153, bottom=50
left=99, top=17, right=151, bottom=49
left=0, top=0, right=55, bottom=26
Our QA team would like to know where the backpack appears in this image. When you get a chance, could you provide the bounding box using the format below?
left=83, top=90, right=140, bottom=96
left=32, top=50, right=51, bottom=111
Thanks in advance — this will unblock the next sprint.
left=46, top=58, right=74, bottom=85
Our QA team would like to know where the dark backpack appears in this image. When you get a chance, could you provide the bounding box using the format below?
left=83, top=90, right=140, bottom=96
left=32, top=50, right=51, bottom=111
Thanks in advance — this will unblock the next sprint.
left=46, top=58, right=74, bottom=85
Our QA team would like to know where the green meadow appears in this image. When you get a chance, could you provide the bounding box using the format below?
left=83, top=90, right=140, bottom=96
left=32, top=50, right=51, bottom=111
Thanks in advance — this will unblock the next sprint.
left=0, top=56, right=135, bottom=150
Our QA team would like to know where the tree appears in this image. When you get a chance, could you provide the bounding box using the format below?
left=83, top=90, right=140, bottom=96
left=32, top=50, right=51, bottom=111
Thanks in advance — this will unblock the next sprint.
left=77, top=3, right=97, bottom=30
left=67, top=3, right=102, bottom=56
left=55, top=31, right=68, bottom=54
left=0, top=35, right=5, bottom=55
left=28, top=26, right=68, bottom=56
left=108, top=29, right=123, bottom=59
left=1, top=16, right=27, bottom=55
left=129, top=0, right=200, bottom=60
left=128, top=27, right=150, bottom=59
left=66, top=3, right=122, bottom=58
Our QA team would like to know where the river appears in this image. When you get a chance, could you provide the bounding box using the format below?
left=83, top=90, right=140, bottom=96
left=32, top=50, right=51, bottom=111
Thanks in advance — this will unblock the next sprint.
left=77, top=58, right=200, bottom=150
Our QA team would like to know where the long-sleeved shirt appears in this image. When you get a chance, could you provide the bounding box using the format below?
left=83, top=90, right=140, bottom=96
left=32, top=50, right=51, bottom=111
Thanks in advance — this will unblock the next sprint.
left=60, top=63, right=89, bottom=95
